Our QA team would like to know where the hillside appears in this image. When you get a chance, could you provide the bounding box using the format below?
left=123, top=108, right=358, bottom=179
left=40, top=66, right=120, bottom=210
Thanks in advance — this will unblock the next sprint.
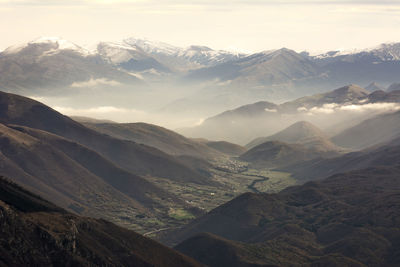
left=0, top=123, right=201, bottom=232
left=240, top=141, right=338, bottom=169
left=283, top=141, right=400, bottom=182
left=246, top=121, right=339, bottom=152
left=204, top=140, right=247, bottom=156
left=185, top=48, right=319, bottom=87
left=0, top=176, right=201, bottom=267
left=82, top=121, right=222, bottom=159
left=168, top=166, right=400, bottom=266
left=0, top=91, right=211, bottom=184
left=279, top=84, right=369, bottom=113
left=332, top=110, right=400, bottom=150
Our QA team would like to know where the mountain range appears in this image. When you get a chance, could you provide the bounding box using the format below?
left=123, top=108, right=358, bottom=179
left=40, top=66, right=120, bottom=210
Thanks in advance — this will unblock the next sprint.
left=180, top=84, right=400, bottom=144
left=1, top=37, right=400, bottom=119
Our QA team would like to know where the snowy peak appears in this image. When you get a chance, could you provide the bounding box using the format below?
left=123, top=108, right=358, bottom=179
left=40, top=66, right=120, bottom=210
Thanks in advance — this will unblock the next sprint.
left=2, top=37, right=91, bottom=56
left=123, top=37, right=181, bottom=56
left=311, top=42, right=400, bottom=61
left=369, top=43, right=400, bottom=61
left=96, top=41, right=143, bottom=64
left=123, top=37, right=246, bottom=67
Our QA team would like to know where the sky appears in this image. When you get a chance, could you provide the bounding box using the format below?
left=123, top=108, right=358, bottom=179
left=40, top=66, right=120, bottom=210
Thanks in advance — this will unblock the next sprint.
left=1, top=0, right=400, bottom=53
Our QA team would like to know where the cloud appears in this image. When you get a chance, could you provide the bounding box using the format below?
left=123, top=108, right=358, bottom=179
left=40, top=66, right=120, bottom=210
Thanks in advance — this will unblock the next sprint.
left=299, top=102, right=400, bottom=115
left=70, top=78, right=122, bottom=88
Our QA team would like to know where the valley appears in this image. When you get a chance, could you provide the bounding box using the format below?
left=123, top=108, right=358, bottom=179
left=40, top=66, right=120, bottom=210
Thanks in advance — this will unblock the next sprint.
left=144, top=157, right=296, bottom=238
left=1, top=29, right=400, bottom=266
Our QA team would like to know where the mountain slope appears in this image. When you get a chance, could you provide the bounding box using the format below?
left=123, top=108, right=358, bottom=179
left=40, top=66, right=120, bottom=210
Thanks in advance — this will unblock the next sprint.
left=0, top=123, right=199, bottom=231
left=185, top=48, right=319, bottom=86
left=332, top=110, right=400, bottom=150
left=81, top=121, right=222, bottom=159
left=0, top=91, right=211, bottom=184
left=0, top=37, right=140, bottom=91
left=97, top=41, right=171, bottom=74
left=246, top=121, right=339, bottom=151
left=203, top=141, right=247, bottom=156
left=180, top=85, right=379, bottom=144
left=240, top=141, right=338, bottom=169
left=310, top=42, right=400, bottom=86
left=387, top=83, right=400, bottom=92
left=168, top=166, right=400, bottom=266
left=284, top=140, right=400, bottom=182
left=279, top=84, right=369, bottom=112
left=0, top=176, right=202, bottom=267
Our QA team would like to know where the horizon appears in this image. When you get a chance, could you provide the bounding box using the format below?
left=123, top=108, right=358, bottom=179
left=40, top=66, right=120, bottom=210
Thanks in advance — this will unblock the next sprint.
left=1, top=0, right=400, bottom=53
left=1, top=35, right=399, bottom=55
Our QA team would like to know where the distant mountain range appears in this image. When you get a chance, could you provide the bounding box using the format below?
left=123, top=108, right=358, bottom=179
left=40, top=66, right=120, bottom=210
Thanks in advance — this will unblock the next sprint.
left=1, top=37, right=400, bottom=115
left=180, top=84, right=400, bottom=144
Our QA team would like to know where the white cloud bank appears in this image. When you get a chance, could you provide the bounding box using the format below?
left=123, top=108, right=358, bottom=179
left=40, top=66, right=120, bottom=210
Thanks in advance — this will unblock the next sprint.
left=298, top=102, right=400, bottom=115
left=70, top=78, right=122, bottom=88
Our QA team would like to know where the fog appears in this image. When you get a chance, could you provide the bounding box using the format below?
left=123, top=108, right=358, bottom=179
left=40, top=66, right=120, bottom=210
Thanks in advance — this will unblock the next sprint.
left=23, top=79, right=400, bottom=146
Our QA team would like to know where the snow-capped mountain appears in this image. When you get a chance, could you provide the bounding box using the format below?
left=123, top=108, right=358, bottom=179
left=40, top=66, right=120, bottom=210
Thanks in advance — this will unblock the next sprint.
left=176, top=45, right=245, bottom=66
left=1, top=36, right=399, bottom=105
left=96, top=42, right=170, bottom=73
left=311, top=43, right=400, bottom=63
left=124, top=37, right=181, bottom=56
left=185, top=48, right=319, bottom=86
left=2, top=37, right=91, bottom=56
left=123, top=37, right=246, bottom=67
left=0, top=37, right=140, bottom=91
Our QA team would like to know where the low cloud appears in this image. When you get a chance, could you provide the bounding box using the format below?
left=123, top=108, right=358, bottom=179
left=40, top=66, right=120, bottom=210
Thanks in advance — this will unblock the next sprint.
left=70, top=78, right=122, bottom=88
left=53, top=105, right=146, bottom=118
left=299, top=102, right=400, bottom=115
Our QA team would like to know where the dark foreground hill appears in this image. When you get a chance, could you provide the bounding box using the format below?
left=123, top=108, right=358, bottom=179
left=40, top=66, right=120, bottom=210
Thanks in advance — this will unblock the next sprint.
left=0, top=123, right=202, bottom=230
left=0, top=176, right=202, bottom=267
left=0, top=91, right=211, bottom=184
left=168, top=166, right=400, bottom=266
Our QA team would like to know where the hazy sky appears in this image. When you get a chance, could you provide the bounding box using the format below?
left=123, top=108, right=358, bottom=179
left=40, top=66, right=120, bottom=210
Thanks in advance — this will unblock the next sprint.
left=1, top=0, right=400, bottom=53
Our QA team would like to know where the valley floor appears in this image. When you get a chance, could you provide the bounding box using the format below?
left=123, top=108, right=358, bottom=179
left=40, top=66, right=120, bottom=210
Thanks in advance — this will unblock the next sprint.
left=142, top=157, right=296, bottom=239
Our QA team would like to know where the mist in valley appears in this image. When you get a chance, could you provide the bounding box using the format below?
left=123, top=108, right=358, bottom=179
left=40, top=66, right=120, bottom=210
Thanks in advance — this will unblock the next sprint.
left=2, top=1, right=400, bottom=266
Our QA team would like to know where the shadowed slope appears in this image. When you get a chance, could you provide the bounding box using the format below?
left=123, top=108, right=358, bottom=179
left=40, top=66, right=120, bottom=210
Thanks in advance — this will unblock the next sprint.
left=168, top=166, right=400, bottom=266
left=81, top=121, right=222, bottom=159
left=0, top=176, right=202, bottom=267
left=0, top=91, right=211, bottom=184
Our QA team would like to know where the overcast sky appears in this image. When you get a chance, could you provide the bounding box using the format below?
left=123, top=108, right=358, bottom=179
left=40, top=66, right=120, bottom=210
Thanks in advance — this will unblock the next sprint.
left=1, top=0, right=400, bottom=53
